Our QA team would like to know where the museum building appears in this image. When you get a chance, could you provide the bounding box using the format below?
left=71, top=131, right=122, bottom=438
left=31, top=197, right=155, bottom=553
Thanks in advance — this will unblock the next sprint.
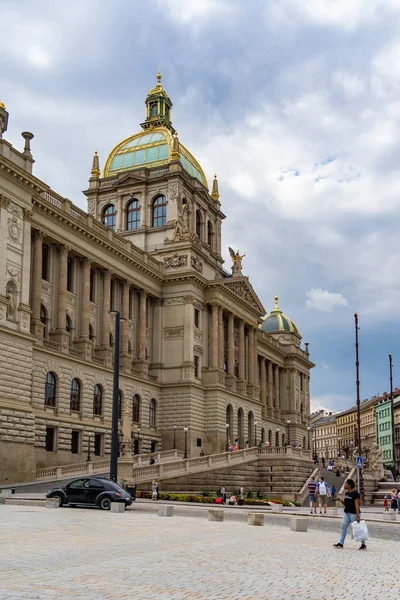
left=0, top=76, right=313, bottom=483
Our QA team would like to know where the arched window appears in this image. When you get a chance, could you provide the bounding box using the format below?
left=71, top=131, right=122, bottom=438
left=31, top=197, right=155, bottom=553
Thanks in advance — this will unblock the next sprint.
left=88, top=324, right=95, bottom=342
left=226, top=404, right=234, bottom=436
left=70, top=379, right=81, bottom=412
left=275, top=431, right=280, bottom=447
left=132, top=395, right=140, bottom=423
left=103, top=204, right=117, bottom=230
left=237, top=408, right=244, bottom=448
left=150, top=101, right=158, bottom=117
left=268, top=429, right=272, bottom=445
left=93, top=384, right=103, bottom=416
left=118, top=390, right=123, bottom=420
left=303, top=436, right=306, bottom=449
left=149, top=399, right=156, bottom=427
left=207, top=221, right=213, bottom=248
left=127, top=199, right=140, bottom=231
left=152, top=195, right=167, bottom=228
left=40, top=304, right=48, bottom=338
left=128, top=340, right=132, bottom=354
left=44, top=372, right=56, bottom=407
left=282, top=433, right=286, bottom=447
left=196, top=210, right=201, bottom=238
left=248, top=411, right=254, bottom=446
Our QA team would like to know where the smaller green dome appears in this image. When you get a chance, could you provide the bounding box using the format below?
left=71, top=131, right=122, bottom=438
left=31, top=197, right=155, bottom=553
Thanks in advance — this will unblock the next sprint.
left=260, top=294, right=300, bottom=336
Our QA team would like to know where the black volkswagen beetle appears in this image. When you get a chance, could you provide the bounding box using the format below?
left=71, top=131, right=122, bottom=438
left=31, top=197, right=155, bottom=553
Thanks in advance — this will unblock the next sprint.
left=46, top=477, right=132, bottom=510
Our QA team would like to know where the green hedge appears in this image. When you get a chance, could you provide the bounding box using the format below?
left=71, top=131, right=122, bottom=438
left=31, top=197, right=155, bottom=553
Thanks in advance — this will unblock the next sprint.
left=135, top=491, right=300, bottom=507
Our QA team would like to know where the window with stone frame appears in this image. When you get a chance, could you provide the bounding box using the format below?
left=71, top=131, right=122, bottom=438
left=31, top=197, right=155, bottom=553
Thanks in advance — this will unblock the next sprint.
left=103, top=204, right=117, bottom=230
left=67, top=257, right=74, bottom=292
left=152, top=195, right=167, bottom=228
left=149, top=399, right=157, bottom=428
left=194, top=355, right=200, bottom=378
left=71, top=430, right=80, bottom=454
left=93, top=384, right=103, bottom=416
left=127, top=199, right=140, bottom=230
left=70, top=378, right=81, bottom=412
left=44, top=372, right=56, bottom=407
left=89, top=269, right=95, bottom=302
left=42, top=243, right=49, bottom=281
left=132, top=395, right=140, bottom=423
left=45, top=426, right=56, bottom=452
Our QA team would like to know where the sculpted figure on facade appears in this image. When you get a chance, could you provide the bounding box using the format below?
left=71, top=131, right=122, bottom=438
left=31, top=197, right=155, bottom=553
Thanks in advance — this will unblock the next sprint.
left=229, top=247, right=245, bottom=275
left=6, top=290, right=16, bottom=320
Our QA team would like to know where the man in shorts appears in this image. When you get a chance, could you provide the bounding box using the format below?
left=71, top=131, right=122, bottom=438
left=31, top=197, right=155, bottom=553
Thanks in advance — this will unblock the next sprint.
left=308, top=476, right=318, bottom=514
left=317, top=476, right=330, bottom=514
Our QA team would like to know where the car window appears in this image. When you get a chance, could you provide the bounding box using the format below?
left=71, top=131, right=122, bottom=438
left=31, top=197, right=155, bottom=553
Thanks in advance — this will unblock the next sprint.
left=103, top=480, right=124, bottom=492
left=68, top=479, right=89, bottom=489
left=89, top=479, right=105, bottom=489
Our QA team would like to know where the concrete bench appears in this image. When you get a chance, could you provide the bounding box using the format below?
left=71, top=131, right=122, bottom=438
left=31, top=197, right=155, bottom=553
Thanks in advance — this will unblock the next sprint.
left=158, top=505, right=174, bottom=517
left=110, top=502, right=125, bottom=513
left=290, top=517, right=308, bottom=532
left=45, top=498, right=60, bottom=508
left=270, top=503, right=283, bottom=513
left=248, top=512, right=264, bottom=526
left=208, top=509, right=224, bottom=522
left=0, top=489, right=12, bottom=497
left=382, top=512, right=396, bottom=521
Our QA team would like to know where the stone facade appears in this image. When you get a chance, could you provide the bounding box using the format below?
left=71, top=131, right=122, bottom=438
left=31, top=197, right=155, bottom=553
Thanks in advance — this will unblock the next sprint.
left=0, top=82, right=314, bottom=484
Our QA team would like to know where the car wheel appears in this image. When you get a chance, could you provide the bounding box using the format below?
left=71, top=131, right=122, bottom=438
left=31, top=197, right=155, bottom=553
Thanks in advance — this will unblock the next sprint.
left=51, top=494, right=64, bottom=507
left=100, top=496, right=112, bottom=510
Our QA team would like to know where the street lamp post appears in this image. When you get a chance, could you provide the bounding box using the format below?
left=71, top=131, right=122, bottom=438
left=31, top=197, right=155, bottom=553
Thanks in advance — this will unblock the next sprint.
left=225, top=423, right=230, bottom=450
left=354, top=313, right=364, bottom=502
left=287, top=419, right=291, bottom=446
left=254, top=421, right=258, bottom=446
left=338, top=436, right=341, bottom=457
left=183, top=426, right=189, bottom=459
left=389, top=354, right=396, bottom=476
left=173, top=425, right=177, bottom=450
left=307, top=426, right=311, bottom=451
left=109, top=310, right=122, bottom=482
left=87, top=433, right=92, bottom=462
left=313, top=425, right=317, bottom=461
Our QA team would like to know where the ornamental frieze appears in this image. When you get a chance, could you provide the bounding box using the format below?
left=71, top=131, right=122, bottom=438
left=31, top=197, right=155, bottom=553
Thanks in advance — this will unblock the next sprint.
left=164, top=254, right=188, bottom=269
left=6, top=264, right=21, bottom=283
left=164, top=327, right=184, bottom=338
left=191, top=256, right=203, bottom=274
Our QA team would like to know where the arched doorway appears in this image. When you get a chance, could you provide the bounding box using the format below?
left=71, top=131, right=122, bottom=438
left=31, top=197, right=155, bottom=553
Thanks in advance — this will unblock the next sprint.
left=237, top=408, right=244, bottom=449
left=248, top=411, right=254, bottom=447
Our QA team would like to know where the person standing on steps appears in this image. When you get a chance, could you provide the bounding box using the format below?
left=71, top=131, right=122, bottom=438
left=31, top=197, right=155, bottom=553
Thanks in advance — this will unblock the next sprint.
left=321, top=456, right=326, bottom=469
left=334, top=478, right=366, bottom=550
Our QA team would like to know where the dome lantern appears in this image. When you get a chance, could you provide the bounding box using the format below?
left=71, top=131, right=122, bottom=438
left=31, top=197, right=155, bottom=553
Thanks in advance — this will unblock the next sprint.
left=141, top=71, right=175, bottom=134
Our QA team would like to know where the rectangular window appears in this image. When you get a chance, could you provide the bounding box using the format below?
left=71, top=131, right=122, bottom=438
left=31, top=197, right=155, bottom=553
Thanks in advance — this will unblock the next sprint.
left=94, top=433, right=102, bottom=456
left=67, top=257, right=74, bottom=292
left=299, top=373, right=303, bottom=392
left=42, top=243, right=49, bottom=281
left=194, top=308, right=200, bottom=328
left=71, top=431, right=80, bottom=454
left=197, top=438, right=202, bottom=447
left=194, top=356, right=200, bottom=378
left=45, top=427, right=56, bottom=452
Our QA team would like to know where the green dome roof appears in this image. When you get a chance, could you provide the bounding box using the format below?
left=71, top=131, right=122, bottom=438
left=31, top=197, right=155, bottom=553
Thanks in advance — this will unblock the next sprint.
left=260, top=295, right=300, bottom=336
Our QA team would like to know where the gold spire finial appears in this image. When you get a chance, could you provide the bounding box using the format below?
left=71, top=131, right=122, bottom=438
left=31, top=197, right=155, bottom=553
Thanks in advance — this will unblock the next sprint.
left=211, top=173, right=220, bottom=200
left=90, top=149, right=100, bottom=178
left=274, top=292, right=279, bottom=310
left=0, top=101, right=5, bottom=109
left=156, top=71, right=162, bottom=87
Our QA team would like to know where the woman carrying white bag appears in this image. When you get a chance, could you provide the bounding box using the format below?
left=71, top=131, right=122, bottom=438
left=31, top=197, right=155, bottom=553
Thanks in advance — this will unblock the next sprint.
left=333, top=478, right=367, bottom=550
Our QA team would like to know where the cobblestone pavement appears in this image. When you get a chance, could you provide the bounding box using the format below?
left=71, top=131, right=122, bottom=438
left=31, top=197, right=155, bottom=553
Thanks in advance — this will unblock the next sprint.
left=0, top=505, right=399, bottom=600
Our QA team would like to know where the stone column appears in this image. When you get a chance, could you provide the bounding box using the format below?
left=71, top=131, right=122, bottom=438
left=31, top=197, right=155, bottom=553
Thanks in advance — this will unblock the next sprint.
left=218, top=306, right=224, bottom=370
left=248, top=327, right=254, bottom=384
left=254, top=333, right=259, bottom=386
left=30, top=231, right=45, bottom=338
left=274, top=365, right=281, bottom=416
left=211, top=303, right=219, bottom=368
left=80, top=258, right=91, bottom=338
left=227, top=312, right=234, bottom=375
left=238, top=320, right=245, bottom=380
left=121, top=281, right=130, bottom=354
left=139, top=290, right=147, bottom=360
left=57, top=245, right=69, bottom=331
left=260, top=358, right=267, bottom=406
left=102, top=270, right=111, bottom=346
left=268, top=361, right=273, bottom=416
left=116, top=195, right=123, bottom=231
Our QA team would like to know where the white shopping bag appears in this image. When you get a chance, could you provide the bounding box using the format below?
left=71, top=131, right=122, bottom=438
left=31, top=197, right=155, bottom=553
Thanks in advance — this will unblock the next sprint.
left=351, top=519, right=369, bottom=541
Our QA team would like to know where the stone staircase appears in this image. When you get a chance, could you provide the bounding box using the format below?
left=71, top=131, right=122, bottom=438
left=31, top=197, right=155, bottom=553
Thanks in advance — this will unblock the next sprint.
left=120, top=446, right=314, bottom=501
left=371, top=481, right=399, bottom=506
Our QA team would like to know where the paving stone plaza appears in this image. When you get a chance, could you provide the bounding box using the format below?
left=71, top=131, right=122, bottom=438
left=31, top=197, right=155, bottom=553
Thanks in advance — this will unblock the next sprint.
left=0, top=504, right=399, bottom=599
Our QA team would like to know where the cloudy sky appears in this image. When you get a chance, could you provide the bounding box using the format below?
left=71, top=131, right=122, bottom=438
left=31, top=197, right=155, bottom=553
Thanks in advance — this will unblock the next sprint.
left=2, top=0, right=400, bottom=412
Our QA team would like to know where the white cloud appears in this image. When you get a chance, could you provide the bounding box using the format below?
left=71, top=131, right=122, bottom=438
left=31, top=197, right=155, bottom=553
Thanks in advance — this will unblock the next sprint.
left=306, top=289, right=349, bottom=312
left=322, top=364, right=330, bottom=370
left=311, top=394, right=352, bottom=413
left=157, top=0, right=233, bottom=23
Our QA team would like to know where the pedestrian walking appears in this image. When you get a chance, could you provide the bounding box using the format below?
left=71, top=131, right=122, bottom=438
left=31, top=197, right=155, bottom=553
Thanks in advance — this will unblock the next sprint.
left=383, top=495, right=389, bottom=511
left=220, top=485, right=227, bottom=504
left=316, top=476, right=330, bottom=514
left=239, top=486, right=245, bottom=505
left=334, top=478, right=366, bottom=550
left=149, top=456, right=155, bottom=465
left=331, top=485, right=336, bottom=500
left=321, top=456, right=326, bottom=469
left=397, top=490, right=400, bottom=514
left=390, top=488, right=398, bottom=512
left=308, top=476, right=318, bottom=514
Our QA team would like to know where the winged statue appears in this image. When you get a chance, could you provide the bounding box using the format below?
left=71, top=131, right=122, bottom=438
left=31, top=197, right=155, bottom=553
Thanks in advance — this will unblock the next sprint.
left=228, top=248, right=245, bottom=274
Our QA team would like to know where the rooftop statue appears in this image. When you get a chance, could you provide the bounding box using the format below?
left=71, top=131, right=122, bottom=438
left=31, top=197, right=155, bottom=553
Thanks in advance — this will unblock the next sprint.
left=229, top=247, right=245, bottom=275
